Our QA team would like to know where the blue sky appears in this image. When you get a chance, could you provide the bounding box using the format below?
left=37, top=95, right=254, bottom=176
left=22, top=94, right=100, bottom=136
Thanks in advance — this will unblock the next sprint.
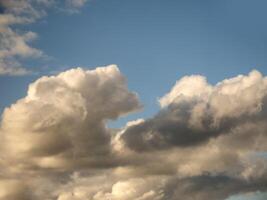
left=1, top=1, right=267, bottom=199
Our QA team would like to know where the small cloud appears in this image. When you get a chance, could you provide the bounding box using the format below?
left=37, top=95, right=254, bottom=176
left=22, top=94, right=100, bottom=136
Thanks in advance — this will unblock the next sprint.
left=0, top=0, right=88, bottom=76
left=65, top=0, right=87, bottom=9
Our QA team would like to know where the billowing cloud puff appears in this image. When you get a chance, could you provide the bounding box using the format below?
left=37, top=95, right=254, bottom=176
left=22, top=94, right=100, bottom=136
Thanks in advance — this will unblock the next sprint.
left=0, top=67, right=267, bottom=200
left=120, top=70, right=267, bottom=151
left=0, top=65, right=141, bottom=171
left=53, top=171, right=267, bottom=200
left=111, top=69, right=267, bottom=199
left=56, top=173, right=166, bottom=200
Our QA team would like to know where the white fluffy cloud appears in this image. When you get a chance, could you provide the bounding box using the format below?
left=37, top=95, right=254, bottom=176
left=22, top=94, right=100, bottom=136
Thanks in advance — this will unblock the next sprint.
left=0, top=65, right=140, bottom=172
left=56, top=174, right=165, bottom=200
left=0, top=67, right=267, bottom=199
left=160, top=70, right=266, bottom=122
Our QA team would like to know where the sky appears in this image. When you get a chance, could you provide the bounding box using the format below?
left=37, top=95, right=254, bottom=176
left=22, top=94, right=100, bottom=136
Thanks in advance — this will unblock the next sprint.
left=0, top=0, right=267, bottom=199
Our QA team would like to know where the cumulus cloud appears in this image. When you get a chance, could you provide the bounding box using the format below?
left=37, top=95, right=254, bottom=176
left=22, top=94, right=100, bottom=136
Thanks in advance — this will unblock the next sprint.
left=50, top=171, right=267, bottom=200
left=56, top=173, right=166, bottom=200
left=0, top=65, right=140, bottom=172
left=0, top=0, right=88, bottom=75
left=112, top=69, right=267, bottom=199
left=120, top=70, right=267, bottom=151
left=0, top=67, right=267, bottom=199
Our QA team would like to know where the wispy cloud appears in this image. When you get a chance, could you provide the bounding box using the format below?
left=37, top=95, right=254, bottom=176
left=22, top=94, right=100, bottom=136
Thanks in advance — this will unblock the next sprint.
left=0, top=0, right=88, bottom=76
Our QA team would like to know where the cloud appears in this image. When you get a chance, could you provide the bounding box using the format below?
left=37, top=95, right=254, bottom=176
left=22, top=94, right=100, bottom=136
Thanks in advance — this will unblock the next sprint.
left=109, top=69, right=267, bottom=199
left=0, top=67, right=267, bottom=199
left=0, top=0, right=46, bottom=75
left=162, top=174, right=267, bottom=200
left=0, top=0, right=88, bottom=76
left=120, top=70, right=267, bottom=151
left=0, top=65, right=141, bottom=172
left=52, top=172, right=267, bottom=200
left=0, top=179, right=33, bottom=200
left=65, top=0, right=87, bottom=9
left=56, top=174, right=166, bottom=200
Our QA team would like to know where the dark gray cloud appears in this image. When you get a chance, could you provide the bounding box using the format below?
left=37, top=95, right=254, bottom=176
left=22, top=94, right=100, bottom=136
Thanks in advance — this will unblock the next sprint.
left=120, top=70, right=267, bottom=152
left=164, top=174, right=267, bottom=200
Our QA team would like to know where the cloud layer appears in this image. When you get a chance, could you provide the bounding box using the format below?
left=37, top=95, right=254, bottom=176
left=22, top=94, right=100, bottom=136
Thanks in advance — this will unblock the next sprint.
left=0, top=66, right=267, bottom=199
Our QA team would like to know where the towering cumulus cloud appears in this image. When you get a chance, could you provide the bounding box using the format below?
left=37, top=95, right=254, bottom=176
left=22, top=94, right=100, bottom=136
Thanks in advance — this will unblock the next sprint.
left=0, top=64, right=140, bottom=172
left=0, top=66, right=267, bottom=199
